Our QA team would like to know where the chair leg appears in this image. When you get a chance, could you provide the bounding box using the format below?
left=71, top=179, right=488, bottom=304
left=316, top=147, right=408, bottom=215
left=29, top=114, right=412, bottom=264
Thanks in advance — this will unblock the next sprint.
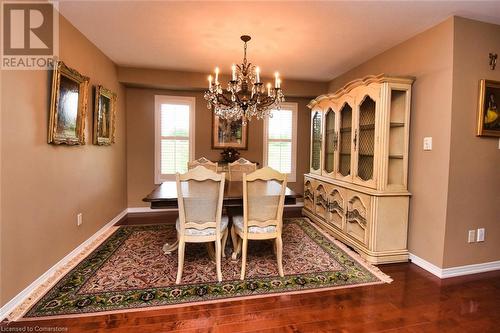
left=215, top=238, right=222, bottom=282
left=230, top=225, right=238, bottom=254
left=240, top=237, right=248, bottom=280
left=176, top=240, right=185, bottom=284
left=275, top=236, right=284, bottom=277
left=221, top=229, right=229, bottom=258
left=231, top=226, right=242, bottom=260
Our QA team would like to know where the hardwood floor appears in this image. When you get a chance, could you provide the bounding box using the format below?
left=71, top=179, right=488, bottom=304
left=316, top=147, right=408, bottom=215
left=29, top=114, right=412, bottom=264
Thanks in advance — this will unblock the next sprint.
left=2, top=212, right=499, bottom=332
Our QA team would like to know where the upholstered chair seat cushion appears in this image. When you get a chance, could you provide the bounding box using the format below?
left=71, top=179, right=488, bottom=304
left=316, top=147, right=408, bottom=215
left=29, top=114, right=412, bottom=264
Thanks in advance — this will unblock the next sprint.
left=176, top=216, right=229, bottom=236
left=232, top=215, right=277, bottom=234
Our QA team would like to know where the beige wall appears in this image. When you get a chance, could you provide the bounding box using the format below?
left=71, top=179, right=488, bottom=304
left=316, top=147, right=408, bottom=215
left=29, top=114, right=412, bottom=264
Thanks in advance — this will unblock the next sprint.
left=118, top=67, right=328, bottom=98
left=0, top=16, right=127, bottom=306
left=329, top=18, right=455, bottom=267
left=126, top=87, right=311, bottom=207
left=443, top=17, right=500, bottom=268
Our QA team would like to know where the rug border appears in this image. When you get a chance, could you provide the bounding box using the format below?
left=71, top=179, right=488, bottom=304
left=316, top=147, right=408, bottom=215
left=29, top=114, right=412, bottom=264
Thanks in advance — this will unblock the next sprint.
left=5, top=226, right=120, bottom=322
left=10, top=217, right=392, bottom=322
left=13, top=279, right=385, bottom=322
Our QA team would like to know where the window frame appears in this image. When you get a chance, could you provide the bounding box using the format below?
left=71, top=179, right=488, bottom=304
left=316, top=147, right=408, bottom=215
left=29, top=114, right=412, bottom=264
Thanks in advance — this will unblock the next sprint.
left=262, top=102, right=298, bottom=182
left=154, top=95, right=196, bottom=183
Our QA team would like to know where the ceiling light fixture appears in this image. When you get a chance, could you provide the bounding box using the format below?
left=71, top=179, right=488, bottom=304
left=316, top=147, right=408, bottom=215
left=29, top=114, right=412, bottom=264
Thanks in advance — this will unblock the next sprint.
left=204, top=35, right=284, bottom=123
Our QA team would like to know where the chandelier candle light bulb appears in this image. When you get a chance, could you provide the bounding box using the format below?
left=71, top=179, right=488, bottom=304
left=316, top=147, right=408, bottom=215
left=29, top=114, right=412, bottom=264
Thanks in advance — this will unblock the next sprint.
left=215, top=67, right=219, bottom=84
left=204, top=35, right=285, bottom=123
left=208, top=75, right=213, bottom=89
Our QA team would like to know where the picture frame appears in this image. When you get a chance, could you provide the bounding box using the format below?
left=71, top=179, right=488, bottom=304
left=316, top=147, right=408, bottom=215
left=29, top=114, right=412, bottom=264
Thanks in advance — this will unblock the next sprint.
left=477, top=79, right=500, bottom=137
left=93, top=85, right=117, bottom=145
left=212, top=114, right=248, bottom=149
left=48, top=61, right=89, bottom=145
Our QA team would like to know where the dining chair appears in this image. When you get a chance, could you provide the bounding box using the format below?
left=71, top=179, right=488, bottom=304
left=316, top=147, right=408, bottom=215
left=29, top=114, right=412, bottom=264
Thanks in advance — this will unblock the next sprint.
left=230, top=166, right=287, bottom=280
left=228, top=158, right=257, bottom=181
left=175, top=166, right=228, bottom=284
left=187, top=157, right=218, bottom=172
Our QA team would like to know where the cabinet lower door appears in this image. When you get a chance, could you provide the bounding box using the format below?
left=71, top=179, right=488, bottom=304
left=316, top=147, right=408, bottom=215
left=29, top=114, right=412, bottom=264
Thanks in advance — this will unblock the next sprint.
left=326, top=185, right=346, bottom=231
left=303, top=178, right=315, bottom=213
left=345, top=190, right=371, bottom=246
left=314, top=183, right=328, bottom=220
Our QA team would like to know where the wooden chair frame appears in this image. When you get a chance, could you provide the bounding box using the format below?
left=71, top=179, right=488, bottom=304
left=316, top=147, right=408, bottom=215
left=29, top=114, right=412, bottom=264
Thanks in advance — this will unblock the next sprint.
left=230, top=166, right=288, bottom=280
left=187, top=157, right=218, bottom=172
left=228, top=158, right=257, bottom=181
left=176, top=166, right=228, bottom=284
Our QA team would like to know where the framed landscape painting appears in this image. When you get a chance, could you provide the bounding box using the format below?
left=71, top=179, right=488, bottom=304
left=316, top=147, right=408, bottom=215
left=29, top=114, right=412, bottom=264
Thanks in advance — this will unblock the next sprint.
left=477, top=79, right=500, bottom=137
left=93, top=85, right=117, bottom=145
left=212, top=115, right=248, bottom=149
left=48, top=61, right=89, bottom=145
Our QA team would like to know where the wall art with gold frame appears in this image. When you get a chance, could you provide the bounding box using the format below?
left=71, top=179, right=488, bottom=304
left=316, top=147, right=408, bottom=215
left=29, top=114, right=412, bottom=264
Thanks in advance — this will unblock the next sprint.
left=48, top=61, right=89, bottom=145
left=477, top=79, right=500, bottom=137
left=93, top=85, right=117, bottom=145
left=212, top=114, right=248, bottom=149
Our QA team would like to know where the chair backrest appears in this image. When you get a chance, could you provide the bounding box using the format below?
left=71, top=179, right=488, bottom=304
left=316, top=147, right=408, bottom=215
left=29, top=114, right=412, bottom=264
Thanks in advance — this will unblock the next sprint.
left=242, top=166, right=287, bottom=234
left=187, top=157, right=218, bottom=172
left=176, top=166, right=225, bottom=235
left=228, top=158, right=257, bottom=181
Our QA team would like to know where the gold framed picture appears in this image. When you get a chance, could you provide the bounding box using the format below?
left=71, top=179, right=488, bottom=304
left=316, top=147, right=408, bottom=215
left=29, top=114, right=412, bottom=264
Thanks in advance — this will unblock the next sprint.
left=93, top=85, right=117, bottom=145
left=48, top=61, right=89, bottom=145
left=212, top=115, right=248, bottom=149
left=477, top=79, right=500, bottom=137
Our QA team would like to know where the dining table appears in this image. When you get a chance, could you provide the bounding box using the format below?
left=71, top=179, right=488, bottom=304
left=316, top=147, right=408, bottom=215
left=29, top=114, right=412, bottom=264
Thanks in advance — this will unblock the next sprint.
left=143, top=180, right=301, bottom=254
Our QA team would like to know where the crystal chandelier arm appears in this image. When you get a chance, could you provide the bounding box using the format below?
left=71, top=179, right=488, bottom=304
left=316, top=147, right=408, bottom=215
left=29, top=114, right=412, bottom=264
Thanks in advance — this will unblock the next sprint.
left=216, top=92, right=234, bottom=107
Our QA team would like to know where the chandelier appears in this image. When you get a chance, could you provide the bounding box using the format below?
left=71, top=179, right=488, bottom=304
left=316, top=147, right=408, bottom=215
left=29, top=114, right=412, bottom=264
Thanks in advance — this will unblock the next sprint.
left=204, top=35, right=284, bottom=123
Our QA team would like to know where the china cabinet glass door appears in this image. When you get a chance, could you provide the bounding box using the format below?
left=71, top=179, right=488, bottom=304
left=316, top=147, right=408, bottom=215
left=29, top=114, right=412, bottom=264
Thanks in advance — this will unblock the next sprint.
left=337, top=104, right=353, bottom=180
left=324, top=108, right=337, bottom=175
left=310, top=110, right=322, bottom=174
left=355, top=95, right=376, bottom=186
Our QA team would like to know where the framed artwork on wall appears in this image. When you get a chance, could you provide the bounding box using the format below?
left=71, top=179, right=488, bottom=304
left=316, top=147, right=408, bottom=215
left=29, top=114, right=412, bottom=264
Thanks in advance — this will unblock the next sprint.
left=93, top=85, right=117, bottom=145
left=212, top=115, right=248, bottom=149
left=477, top=79, right=500, bottom=137
left=48, top=61, right=89, bottom=145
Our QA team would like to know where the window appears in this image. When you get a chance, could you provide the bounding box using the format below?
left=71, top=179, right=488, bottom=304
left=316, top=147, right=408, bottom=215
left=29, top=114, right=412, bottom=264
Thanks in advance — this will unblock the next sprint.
left=155, top=96, right=195, bottom=183
left=263, top=102, right=298, bottom=182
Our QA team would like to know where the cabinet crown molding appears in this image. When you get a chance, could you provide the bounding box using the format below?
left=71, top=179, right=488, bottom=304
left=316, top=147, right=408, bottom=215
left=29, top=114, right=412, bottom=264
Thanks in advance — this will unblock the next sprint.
left=308, top=74, right=415, bottom=109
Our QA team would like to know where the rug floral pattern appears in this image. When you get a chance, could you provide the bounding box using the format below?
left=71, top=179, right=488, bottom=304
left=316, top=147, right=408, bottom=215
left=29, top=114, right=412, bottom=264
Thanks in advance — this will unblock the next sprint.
left=24, top=218, right=386, bottom=318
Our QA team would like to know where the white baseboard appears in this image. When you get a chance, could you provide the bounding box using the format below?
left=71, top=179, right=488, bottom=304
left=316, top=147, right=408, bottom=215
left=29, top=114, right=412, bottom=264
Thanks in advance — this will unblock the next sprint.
left=0, top=208, right=128, bottom=321
left=409, top=253, right=500, bottom=279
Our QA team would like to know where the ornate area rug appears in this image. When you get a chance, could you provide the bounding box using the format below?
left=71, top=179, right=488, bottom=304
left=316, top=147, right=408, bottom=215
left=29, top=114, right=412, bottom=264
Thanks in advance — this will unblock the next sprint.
left=18, top=218, right=391, bottom=319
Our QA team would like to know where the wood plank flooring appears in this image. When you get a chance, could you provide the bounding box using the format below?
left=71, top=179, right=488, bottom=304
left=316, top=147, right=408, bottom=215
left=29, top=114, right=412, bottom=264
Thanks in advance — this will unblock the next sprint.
left=2, top=211, right=499, bottom=332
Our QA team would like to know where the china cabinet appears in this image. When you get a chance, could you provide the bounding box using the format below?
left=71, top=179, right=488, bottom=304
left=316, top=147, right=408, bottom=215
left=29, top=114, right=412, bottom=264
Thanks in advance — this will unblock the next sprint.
left=303, top=74, right=414, bottom=264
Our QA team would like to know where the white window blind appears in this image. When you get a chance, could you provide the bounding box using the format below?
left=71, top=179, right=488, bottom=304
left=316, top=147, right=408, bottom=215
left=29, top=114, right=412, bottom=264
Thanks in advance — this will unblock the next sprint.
left=155, top=96, right=195, bottom=183
left=263, top=103, right=298, bottom=182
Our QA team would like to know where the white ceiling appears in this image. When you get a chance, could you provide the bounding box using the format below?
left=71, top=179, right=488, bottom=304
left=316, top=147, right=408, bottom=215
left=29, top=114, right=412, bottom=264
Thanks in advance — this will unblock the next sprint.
left=59, top=1, right=500, bottom=81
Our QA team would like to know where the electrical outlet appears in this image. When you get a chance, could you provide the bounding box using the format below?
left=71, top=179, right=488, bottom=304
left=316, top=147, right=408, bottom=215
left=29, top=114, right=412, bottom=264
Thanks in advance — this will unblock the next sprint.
left=77, top=213, right=83, bottom=227
left=423, top=137, right=432, bottom=151
left=468, top=230, right=476, bottom=243
left=477, top=228, right=485, bottom=242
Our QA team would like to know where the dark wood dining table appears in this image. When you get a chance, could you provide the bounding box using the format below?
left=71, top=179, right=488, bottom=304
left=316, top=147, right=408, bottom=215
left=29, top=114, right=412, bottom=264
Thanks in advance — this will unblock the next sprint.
left=143, top=180, right=301, bottom=254
left=143, top=180, right=300, bottom=209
